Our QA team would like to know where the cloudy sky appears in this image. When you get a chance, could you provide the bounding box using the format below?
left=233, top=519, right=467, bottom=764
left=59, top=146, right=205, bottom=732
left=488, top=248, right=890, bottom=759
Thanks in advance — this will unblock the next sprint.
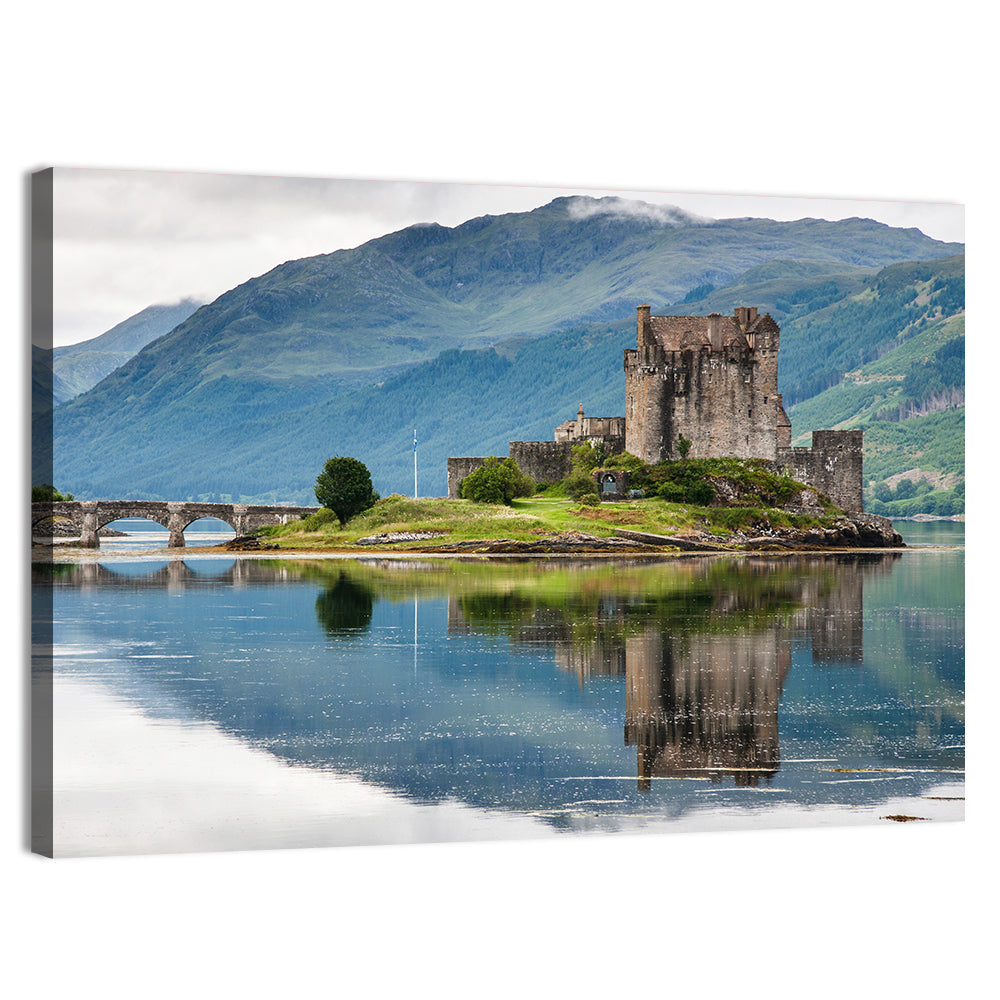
left=50, top=167, right=965, bottom=348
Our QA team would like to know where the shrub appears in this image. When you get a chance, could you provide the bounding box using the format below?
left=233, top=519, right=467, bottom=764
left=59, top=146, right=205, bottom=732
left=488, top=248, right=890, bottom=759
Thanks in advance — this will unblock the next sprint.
left=656, top=478, right=715, bottom=506
left=562, top=466, right=599, bottom=501
left=460, top=457, right=534, bottom=505
left=32, top=484, right=74, bottom=502
left=315, top=456, right=380, bottom=526
left=570, top=440, right=609, bottom=472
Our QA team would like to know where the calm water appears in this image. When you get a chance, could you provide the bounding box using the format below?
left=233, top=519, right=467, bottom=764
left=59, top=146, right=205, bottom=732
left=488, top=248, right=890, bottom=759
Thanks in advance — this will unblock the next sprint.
left=33, top=521, right=964, bottom=857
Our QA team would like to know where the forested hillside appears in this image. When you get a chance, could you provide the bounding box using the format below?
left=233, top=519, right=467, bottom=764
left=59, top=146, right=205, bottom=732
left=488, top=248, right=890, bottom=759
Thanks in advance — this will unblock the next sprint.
left=40, top=198, right=963, bottom=509
left=48, top=321, right=633, bottom=503
left=668, top=255, right=965, bottom=514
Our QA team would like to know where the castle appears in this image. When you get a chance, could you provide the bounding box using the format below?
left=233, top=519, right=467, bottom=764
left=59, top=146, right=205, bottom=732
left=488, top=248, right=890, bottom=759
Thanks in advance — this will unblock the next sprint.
left=448, top=305, right=863, bottom=511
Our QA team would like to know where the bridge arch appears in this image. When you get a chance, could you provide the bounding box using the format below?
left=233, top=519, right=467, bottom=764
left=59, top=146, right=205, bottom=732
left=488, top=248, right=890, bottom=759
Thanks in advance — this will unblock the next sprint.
left=95, top=509, right=242, bottom=537
left=96, top=510, right=172, bottom=533
left=31, top=500, right=319, bottom=549
left=30, top=509, right=80, bottom=541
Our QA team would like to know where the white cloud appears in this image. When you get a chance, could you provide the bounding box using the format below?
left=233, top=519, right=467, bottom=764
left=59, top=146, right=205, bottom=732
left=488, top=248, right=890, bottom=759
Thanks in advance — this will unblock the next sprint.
left=564, top=195, right=709, bottom=226
left=48, top=168, right=965, bottom=347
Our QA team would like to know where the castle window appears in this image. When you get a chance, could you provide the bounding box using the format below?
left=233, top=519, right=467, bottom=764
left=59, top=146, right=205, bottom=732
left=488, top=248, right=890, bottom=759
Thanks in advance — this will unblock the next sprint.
left=764, top=397, right=768, bottom=405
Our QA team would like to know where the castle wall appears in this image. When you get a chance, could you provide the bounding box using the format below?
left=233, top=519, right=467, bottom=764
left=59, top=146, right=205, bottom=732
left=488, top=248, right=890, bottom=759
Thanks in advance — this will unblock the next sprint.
left=447, top=443, right=575, bottom=498
left=624, top=346, right=671, bottom=461
left=625, top=343, right=781, bottom=462
left=509, top=441, right=573, bottom=486
left=779, top=429, right=863, bottom=512
left=447, top=457, right=490, bottom=499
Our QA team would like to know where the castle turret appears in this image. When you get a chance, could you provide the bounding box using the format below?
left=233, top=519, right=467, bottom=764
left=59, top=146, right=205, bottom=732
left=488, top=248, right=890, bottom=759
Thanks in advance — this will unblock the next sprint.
left=637, top=305, right=651, bottom=349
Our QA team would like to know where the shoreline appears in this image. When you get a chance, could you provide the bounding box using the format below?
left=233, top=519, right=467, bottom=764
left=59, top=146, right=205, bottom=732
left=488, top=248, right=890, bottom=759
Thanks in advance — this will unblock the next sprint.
left=32, top=540, right=943, bottom=563
left=32, top=512, right=962, bottom=563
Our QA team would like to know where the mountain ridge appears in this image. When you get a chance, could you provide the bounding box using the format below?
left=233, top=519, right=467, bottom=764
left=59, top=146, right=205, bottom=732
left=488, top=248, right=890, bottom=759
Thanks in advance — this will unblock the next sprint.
left=49, top=298, right=203, bottom=404
left=39, top=197, right=963, bottom=505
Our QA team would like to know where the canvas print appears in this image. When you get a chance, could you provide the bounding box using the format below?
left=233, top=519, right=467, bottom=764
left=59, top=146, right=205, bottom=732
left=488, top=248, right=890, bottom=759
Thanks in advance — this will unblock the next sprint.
left=30, top=168, right=965, bottom=857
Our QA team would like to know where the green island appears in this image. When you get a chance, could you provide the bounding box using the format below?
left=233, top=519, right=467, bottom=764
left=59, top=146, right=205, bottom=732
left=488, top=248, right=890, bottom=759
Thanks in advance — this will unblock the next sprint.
left=251, top=452, right=903, bottom=554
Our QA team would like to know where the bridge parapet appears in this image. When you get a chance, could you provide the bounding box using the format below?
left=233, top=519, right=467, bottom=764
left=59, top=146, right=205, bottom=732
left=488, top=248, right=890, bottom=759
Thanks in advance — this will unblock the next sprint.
left=31, top=500, right=320, bottom=548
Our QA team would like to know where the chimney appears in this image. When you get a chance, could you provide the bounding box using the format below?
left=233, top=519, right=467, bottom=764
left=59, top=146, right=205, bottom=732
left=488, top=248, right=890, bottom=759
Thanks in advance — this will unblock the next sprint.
left=637, top=305, right=651, bottom=348
left=707, top=313, right=724, bottom=351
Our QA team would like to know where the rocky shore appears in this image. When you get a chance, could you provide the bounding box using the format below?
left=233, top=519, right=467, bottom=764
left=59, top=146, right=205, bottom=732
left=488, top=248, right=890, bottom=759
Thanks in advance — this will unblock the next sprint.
left=402, top=513, right=904, bottom=555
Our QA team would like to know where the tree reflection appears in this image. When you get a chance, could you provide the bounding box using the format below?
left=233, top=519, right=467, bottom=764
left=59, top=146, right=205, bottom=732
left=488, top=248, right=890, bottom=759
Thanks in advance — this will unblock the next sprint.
left=314, top=571, right=374, bottom=637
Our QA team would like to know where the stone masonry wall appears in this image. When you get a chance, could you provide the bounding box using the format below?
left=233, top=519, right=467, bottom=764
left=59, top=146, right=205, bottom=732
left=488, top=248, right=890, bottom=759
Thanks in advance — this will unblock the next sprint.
left=449, top=438, right=624, bottom=498
left=509, top=441, right=574, bottom=487
left=625, top=343, right=780, bottom=463
left=779, top=429, right=863, bottom=512
left=447, top=457, right=490, bottom=499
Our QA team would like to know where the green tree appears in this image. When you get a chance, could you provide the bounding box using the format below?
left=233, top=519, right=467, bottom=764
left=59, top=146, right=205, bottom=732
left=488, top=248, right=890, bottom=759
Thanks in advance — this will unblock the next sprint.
left=676, top=435, right=692, bottom=460
left=563, top=466, right=600, bottom=501
left=32, top=484, right=74, bottom=502
left=314, top=456, right=379, bottom=526
left=570, top=441, right=608, bottom=472
left=872, top=481, right=892, bottom=502
left=460, top=457, right=534, bottom=505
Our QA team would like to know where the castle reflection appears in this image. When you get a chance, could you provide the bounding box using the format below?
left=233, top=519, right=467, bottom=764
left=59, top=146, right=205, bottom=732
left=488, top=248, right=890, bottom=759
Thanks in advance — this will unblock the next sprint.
left=624, top=624, right=786, bottom=788
left=448, top=554, right=896, bottom=789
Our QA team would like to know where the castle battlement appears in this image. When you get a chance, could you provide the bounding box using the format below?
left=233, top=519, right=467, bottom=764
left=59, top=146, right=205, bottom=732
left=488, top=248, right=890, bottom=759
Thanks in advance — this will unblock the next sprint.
left=625, top=305, right=784, bottom=463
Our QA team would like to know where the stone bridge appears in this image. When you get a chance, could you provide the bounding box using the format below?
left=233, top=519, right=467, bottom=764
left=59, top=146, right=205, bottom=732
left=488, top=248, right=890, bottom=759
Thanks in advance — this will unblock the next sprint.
left=31, top=500, right=320, bottom=548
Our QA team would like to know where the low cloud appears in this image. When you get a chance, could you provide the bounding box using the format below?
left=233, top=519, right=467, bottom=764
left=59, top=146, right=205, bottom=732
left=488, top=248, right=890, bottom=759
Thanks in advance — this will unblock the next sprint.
left=564, top=195, right=710, bottom=226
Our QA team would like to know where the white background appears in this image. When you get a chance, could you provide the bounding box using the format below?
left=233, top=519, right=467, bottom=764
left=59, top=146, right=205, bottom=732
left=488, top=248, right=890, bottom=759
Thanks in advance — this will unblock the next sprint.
left=5, top=3, right=991, bottom=996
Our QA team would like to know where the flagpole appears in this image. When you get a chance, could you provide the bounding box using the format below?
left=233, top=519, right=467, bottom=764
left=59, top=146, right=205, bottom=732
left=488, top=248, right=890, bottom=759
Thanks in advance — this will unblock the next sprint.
left=413, top=428, right=417, bottom=499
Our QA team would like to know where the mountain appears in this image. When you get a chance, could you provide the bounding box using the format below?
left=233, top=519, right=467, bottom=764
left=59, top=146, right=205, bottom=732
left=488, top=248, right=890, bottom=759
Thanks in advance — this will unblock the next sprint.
left=45, top=255, right=964, bottom=505
left=41, top=196, right=963, bottom=504
left=48, top=298, right=203, bottom=404
left=45, top=321, right=632, bottom=503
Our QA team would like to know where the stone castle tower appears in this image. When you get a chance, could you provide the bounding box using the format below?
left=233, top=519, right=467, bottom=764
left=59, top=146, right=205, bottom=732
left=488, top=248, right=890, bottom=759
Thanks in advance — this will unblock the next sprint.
left=624, top=305, right=791, bottom=462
